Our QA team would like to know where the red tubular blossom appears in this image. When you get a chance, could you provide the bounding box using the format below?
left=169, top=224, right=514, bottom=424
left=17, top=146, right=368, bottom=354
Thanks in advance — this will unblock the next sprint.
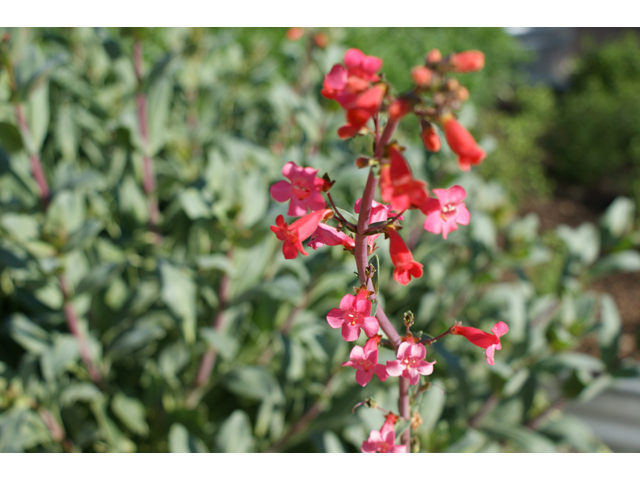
left=379, top=146, right=429, bottom=212
left=270, top=209, right=332, bottom=259
left=450, top=50, right=485, bottom=73
left=420, top=121, right=441, bottom=152
left=386, top=228, right=423, bottom=285
left=451, top=321, right=508, bottom=365
left=388, top=99, right=412, bottom=120
left=270, top=161, right=327, bottom=216
left=442, top=115, right=486, bottom=171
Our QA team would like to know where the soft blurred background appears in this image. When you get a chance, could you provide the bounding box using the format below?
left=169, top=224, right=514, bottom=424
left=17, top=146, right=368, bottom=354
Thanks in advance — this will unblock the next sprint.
left=0, top=27, right=639, bottom=453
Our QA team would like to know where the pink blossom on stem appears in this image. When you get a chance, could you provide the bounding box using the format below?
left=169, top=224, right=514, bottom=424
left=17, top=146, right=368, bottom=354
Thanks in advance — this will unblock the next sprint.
left=354, top=198, right=403, bottom=247
left=421, top=185, right=470, bottom=240
left=342, top=335, right=389, bottom=386
left=326, top=292, right=379, bottom=342
left=270, top=209, right=332, bottom=259
left=361, top=416, right=407, bottom=453
left=451, top=321, right=508, bottom=365
left=270, top=162, right=327, bottom=217
left=386, top=340, right=435, bottom=385
left=308, top=223, right=355, bottom=251
left=379, top=146, right=429, bottom=212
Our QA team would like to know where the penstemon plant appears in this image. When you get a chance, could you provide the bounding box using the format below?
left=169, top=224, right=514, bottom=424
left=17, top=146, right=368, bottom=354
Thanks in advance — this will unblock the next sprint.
left=269, top=47, right=508, bottom=453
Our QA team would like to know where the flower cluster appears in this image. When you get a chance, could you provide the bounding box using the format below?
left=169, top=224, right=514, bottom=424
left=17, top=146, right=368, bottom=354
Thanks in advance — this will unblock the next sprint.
left=268, top=44, right=506, bottom=453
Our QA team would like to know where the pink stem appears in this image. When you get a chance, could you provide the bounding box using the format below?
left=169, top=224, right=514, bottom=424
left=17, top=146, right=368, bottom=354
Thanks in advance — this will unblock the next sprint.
left=59, top=275, right=101, bottom=384
left=353, top=119, right=411, bottom=448
left=15, top=104, right=50, bottom=208
left=133, top=41, right=159, bottom=229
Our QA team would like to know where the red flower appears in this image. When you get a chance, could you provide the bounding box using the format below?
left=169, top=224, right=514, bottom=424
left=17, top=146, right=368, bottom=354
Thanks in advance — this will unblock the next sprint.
left=386, top=228, right=423, bottom=285
left=379, top=146, right=429, bottom=212
left=442, top=115, right=486, bottom=171
left=326, top=291, right=379, bottom=342
left=270, top=162, right=327, bottom=216
left=388, top=99, right=412, bottom=120
left=307, top=223, right=355, bottom=251
left=420, top=121, right=441, bottom=152
left=421, top=185, right=470, bottom=240
left=450, top=50, right=485, bottom=73
left=361, top=416, right=407, bottom=453
left=270, top=209, right=332, bottom=259
left=386, top=340, right=435, bottom=385
left=451, top=321, right=508, bottom=365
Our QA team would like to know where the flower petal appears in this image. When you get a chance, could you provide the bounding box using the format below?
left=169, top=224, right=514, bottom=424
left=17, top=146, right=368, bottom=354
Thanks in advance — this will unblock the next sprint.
left=355, top=369, right=374, bottom=387
left=385, top=360, right=403, bottom=377
left=326, top=309, right=344, bottom=329
left=270, top=180, right=291, bottom=203
left=362, top=316, right=379, bottom=337
left=342, top=323, right=360, bottom=342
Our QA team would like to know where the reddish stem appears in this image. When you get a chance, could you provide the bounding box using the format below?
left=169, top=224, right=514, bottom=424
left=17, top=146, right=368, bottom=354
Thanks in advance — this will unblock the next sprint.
left=133, top=41, right=160, bottom=229
left=15, top=104, right=50, bottom=208
left=59, top=275, right=101, bottom=384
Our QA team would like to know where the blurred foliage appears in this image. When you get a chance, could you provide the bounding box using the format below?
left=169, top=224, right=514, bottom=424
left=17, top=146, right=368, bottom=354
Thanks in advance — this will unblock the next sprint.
left=0, top=27, right=639, bottom=454
left=546, top=33, right=640, bottom=206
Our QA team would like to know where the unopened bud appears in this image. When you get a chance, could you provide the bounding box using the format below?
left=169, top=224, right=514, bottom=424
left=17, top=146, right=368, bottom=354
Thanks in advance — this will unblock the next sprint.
left=385, top=412, right=399, bottom=424
left=426, top=48, right=442, bottom=63
left=450, top=50, right=485, bottom=73
left=403, top=311, right=414, bottom=327
left=420, top=121, right=441, bottom=152
left=388, top=99, right=412, bottom=120
left=286, top=27, right=304, bottom=41
left=457, top=86, right=469, bottom=102
left=446, top=78, right=460, bottom=91
left=355, top=156, right=371, bottom=169
left=321, top=173, right=335, bottom=192
left=411, top=66, right=432, bottom=87
left=314, top=32, right=328, bottom=49
left=365, top=398, right=378, bottom=409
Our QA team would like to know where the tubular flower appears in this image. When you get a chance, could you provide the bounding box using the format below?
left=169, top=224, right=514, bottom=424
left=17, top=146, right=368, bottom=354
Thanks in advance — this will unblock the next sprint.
left=308, top=223, right=355, bottom=251
left=321, top=49, right=384, bottom=139
left=421, top=185, right=470, bottom=240
left=386, top=340, right=435, bottom=385
left=420, top=121, right=441, bottom=152
left=388, top=99, right=412, bottom=120
left=450, top=50, right=485, bottom=73
left=362, top=416, right=407, bottom=453
left=326, top=292, right=379, bottom=342
left=386, top=228, right=423, bottom=285
left=342, top=335, right=389, bottom=386
left=270, top=162, right=327, bottom=216
left=270, top=209, right=332, bottom=259
left=354, top=198, right=403, bottom=247
left=379, top=146, right=429, bottom=212
left=451, top=321, right=508, bottom=366
left=441, top=115, right=486, bottom=171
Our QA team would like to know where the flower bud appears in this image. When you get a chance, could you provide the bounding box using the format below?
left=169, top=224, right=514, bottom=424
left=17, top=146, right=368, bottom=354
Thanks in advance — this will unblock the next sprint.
left=426, top=48, right=442, bottom=63
left=457, top=86, right=470, bottom=102
left=286, top=27, right=304, bottom=41
left=388, top=99, right=412, bottom=120
left=420, top=121, right=441, bottom=152
left=446, top=78, right=459, bottom=91
left=355, top=156, right=371, bottom=169
left=411, top=66, right=432, bottom=87
left=314, top=32, right=328, bottom=48
left=451, top=50, right=485, bottom=73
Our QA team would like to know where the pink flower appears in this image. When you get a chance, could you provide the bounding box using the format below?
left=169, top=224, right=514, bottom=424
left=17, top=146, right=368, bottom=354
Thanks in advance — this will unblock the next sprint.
left=270, top=209, right=332, bottom=259
left=379, top=146, right=429, bottom=213
left=362, top=417, right=407, bottom=453
left=421, top=185, right=470, bottom=240
left=270, top=162, right=327, bottom=217
left=354, top=198, right=403, bottom=247
left=452, top=321, right=508, bottom=365
left=326, top=292, right=379, bottom=342
left=386, top=340, right=435, bottom=385
left=307, top=223, right=355, bottom=251
left=344, top=48, right=383, bottom=83
left=386, top=228, right=423, bottom=286
left=342, top=335, right=389, bottom=386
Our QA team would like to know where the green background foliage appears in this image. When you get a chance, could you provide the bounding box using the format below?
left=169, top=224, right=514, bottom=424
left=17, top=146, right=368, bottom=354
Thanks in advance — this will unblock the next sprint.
left=1, top=27, right=639, bottom=453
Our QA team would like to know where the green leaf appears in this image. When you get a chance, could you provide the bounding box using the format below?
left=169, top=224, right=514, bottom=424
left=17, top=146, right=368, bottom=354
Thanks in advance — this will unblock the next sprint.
left=111, top=393, right=149, bottom=436
left=224, top=366, right=283, bottom=404
left=601, top=196, right=635, bottom=237
left=143, top=52, right=178, bottom=92
left=321, top=431, right=344, bottom=453
left=160, top=261, right=197, bottom=345
left=25, top=81, right=50, bottom=153
left=240, top=170, right=267, bottom=228
left=76, top=262, right=125, bottom=295
left=336, top=207, right=358, bottom=225
left=0, top=122, right=24, bottom=153
left=63, top=220, right=103, bottom=252
left=168, top=423, right=208, bottom=453
left=371, top=254, right=379, bottom=296
left=200, top=328, right=238, bottom=361
left=17, top=54, right=66, bottom=101
left=417, top=380, right=446, bottom=433
left=599, top=293, right=621, bottom=364
left=41, top=334, right=80, bottom=383
left=60, top=383, right=103, bottom=406
left=215, top=410, right=254, bottom=453
left=108, top=317, right=166, bottom=358
left=6, top=314, right=50, bottom=355
left=556, top=223, right=600, bottom=265
left=591, top=250, right=640, bottom=277
left=1, top=213, right=39, bottom=241
left=146, top=75, right=172, bottom=155
left=179, top=188, right=211, bottom=219
left=196, top=254, right=234, bottom=274
left=483, top=423, right=556, bottom=452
